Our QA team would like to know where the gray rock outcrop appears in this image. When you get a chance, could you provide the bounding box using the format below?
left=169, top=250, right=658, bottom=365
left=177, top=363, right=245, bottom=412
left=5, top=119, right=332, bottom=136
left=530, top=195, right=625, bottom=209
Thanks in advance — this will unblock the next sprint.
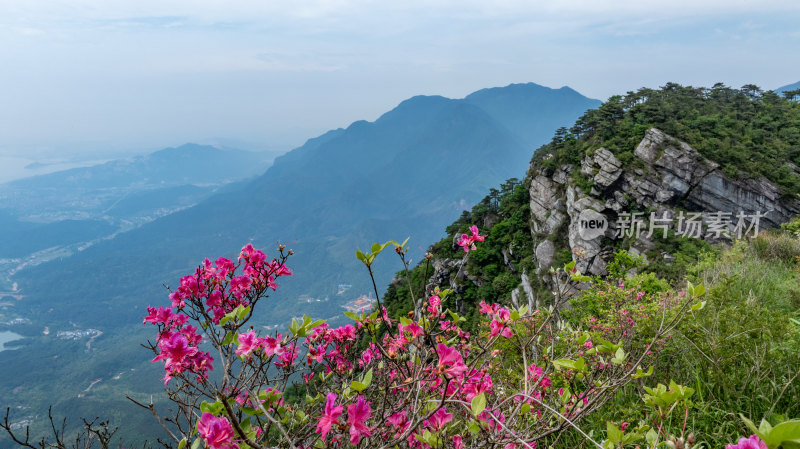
left=529, top=128, right=800, bottom=275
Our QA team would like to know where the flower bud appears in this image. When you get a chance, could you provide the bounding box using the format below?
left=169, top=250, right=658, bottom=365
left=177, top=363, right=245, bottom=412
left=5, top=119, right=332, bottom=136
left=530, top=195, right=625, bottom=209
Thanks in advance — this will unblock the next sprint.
left=687, top=433, right=696, bottom=447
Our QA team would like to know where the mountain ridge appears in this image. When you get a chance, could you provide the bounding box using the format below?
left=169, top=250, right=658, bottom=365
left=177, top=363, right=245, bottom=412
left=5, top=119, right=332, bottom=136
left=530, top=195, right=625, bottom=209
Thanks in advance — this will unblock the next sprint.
left=0, top=81, right=601, bottom=447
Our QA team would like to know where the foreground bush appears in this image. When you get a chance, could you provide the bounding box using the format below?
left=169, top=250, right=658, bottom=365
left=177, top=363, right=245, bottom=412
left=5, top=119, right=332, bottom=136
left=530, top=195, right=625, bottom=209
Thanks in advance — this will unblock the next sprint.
left=129, top=232, right=707, bottom=449
left=4, top=233, right=799, bottom=449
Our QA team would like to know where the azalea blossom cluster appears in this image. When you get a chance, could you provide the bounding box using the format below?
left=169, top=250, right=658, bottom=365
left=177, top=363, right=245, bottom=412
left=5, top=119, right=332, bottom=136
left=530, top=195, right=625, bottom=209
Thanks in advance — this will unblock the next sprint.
left=479, top=301, right=514, bottom=338
left=143, top=244, right=293, bottom=386
left=143, top=306, right=214, bottom=384
left=457, top=225, right=485, bottom=253
left=139, top=233, right=689, bottom=449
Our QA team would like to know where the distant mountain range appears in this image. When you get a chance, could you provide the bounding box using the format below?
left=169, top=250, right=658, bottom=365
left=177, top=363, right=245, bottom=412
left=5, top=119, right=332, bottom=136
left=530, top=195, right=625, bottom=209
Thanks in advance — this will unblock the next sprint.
left=0, top=144, right=277, bottom=261
left=8, top=144, right=275, bottom=191
left=12, top=83, right=600, bottom=326
left=0, top=82, right=600, bottom=446
left=776, top=81, right=800, bottom=95
left=0, top=144, right=278, bottom=220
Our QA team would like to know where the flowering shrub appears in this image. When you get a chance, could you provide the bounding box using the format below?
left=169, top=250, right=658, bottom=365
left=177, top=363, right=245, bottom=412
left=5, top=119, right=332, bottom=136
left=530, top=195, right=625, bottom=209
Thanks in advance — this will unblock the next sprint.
left=131, top=231, right=711, bottom=449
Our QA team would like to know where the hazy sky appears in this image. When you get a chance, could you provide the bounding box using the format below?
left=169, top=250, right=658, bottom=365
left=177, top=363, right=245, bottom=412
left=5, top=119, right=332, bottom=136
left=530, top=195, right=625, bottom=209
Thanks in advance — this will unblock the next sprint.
left=1, top=0, right=799, bottom=158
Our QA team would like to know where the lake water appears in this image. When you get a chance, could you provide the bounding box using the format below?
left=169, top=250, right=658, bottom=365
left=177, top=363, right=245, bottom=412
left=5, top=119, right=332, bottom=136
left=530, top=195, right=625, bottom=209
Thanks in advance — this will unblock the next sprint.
left=0, top=330, right=23, bottom=351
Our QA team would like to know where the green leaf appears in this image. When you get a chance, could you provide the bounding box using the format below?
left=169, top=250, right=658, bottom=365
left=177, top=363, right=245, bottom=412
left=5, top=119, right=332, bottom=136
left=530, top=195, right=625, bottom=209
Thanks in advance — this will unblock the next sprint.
left=760, top=419, right=774, bottom=435
left=691, top=300, right=707, bottom=311
left=520, top=403, right=531, bottom=415
left=241, top=406, right=260, bottom=416
left=606, top=421, right=623, bottom=444
left=632, top=366, right=654, bottom=379
left=553, top=357, right=586, bottom=372
left=199, top=400, right=223, bottom=415
left=191, top=437, right=202, bottom=449
left=471, top=393, right=486, bottom=416
left=693, top=284, right=705, bottom=297
left=611, top=347, right=626, bottom=365
left=764, top=420, right=800, bottom=448
left=344, top=311, right=360, bottom=321
left=236, top=305, right=251, bottom=321
left=362, top=369, right=373, bottom=389
left=356, top=249, right=365, bottom=261
left=178, top=438, right=187, bottom=449
left=350, top=381, right=367, bottom=392
left=646, top=428, right=658, bottom=446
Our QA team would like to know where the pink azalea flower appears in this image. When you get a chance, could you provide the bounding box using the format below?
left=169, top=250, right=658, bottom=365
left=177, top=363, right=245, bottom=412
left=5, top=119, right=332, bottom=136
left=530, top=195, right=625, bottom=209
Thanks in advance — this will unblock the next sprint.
left=436, top=344, right=468, bottom=378
left=457, top=225, right=486, bottom=253
left=469, top=225, right=485, bottom=242
left=427, top=295, right=442, bottom=314
left=316, top=393, right=343, bottom=441
left=726, top=435, right=768, bottom=449
left=457, top=234, right=476, bottom=252
left=386, top=410, right=410, bottom=437
left=235, top=330, right=259, bottom=357
left=496, top=307, right=510, bottom=321
left=427, top=407, right=453, bottom=431
left=197, top=413, right=238, bottom=449
left=143, top=306, right=173, bottom=325
left=153, top=332, right=198, bottom=366
left=260, top=335, right=283, bottom=357
left=346, top=395, right=372, bottom=444
left=478, top=301, right=496, bottom=314
left=331, top=324, right=356, bottom=342
left=275, top=344, right=297, bottom=369
left=230, top=275, right=252, bottom=299
left=453, top=435, right=465, bottom=449
left=400, top=321, right=424, bottom=338
left=387, top=410, right=408, bottom=429
left=206, top=290, right=224, bottom=309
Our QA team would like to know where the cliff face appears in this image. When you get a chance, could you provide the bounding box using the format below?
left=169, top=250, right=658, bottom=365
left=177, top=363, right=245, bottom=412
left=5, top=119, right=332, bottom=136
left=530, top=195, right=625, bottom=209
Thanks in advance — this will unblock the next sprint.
left=406, top=127, right=800, bottom=316
left=529, top=128, right=800, bottom=277
left=383, top=84, right=800, bottom=327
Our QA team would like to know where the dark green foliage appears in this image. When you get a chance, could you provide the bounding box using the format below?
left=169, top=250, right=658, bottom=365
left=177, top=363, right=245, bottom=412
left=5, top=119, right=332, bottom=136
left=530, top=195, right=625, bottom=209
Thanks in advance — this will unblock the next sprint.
left=533, top=83, right=800, bottom=197
left=559, top=234, right=800, bottom=448
left=644, top=228, right=718, bottom=282
left=385, top=179, right=542, bottom=327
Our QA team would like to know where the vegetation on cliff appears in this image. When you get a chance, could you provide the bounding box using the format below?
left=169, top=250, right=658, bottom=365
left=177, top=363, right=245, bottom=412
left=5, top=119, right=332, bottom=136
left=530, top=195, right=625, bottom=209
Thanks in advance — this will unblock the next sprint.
left=535, top=83, right=800, bottom=197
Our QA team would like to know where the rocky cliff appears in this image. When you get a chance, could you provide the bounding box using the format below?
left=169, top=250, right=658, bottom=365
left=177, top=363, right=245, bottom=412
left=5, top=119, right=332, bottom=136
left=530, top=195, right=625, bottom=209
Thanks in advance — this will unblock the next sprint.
left=530, top=127, right=800, bottom=278
left=390, top=127, right=800, bottom=317
left=383, top=83, right=800, bottom=321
